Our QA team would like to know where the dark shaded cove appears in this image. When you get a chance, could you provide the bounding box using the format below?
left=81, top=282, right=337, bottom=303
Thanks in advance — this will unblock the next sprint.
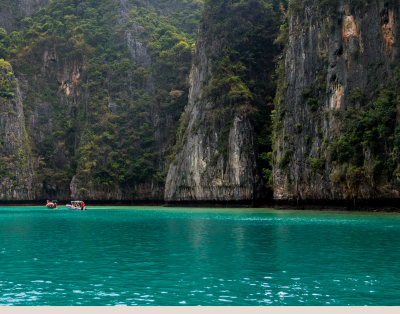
left=272, top=199, right=400, bottom=213
left=1, top=199, right=399, bottom=213
left=166, top=199, right=400, bottom=212
left=164, top=200, right=266, bottom=208
left=0, top=199, right=165, bottom=206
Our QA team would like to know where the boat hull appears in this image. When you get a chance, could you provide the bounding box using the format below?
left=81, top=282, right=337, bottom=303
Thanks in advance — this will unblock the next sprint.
left=66, top=205, right=87, bottom=211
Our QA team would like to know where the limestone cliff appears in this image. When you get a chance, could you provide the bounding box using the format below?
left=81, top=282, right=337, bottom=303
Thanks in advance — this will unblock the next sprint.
left=0, top=61, right=35, bottom=200
left=0, top=0, right=203, bottom=202
left=66, top=0, right=201, bottom=202
left=165, top=0, right=282, bottom=204
left=273, top=0, right=400, bottom=202
left=165, top=36, right=262, bottom=204
left=9, top=0, right=400, bottom=207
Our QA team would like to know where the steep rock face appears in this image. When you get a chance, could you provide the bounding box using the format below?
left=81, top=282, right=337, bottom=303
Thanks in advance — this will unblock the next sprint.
left=273, top=0, right=400, bottom=201
left=165, top=36, right=263, bottom=203
left=126, top=33, right=152, bottom=68
left=24, top=48, right=82, bottom=200
left=165, top=0, right=284, bottom=204
left=65, top=0, right=198, bottom=202
left=0, top=0, right=52, bottom=33
left=0, top=0, right=202, bottom=202
left=24, top=43, right=164, bottom=202
left=116, top=0, right=152, bottom=68
left=0, top=62, right=35, bottom=200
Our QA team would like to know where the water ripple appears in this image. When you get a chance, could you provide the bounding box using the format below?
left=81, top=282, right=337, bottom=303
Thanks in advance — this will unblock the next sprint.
left=0, top=206, right=399, bottom=305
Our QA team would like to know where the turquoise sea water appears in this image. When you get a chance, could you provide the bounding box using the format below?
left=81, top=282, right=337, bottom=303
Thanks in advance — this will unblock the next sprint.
left=0, top=206, right=399, bottom=306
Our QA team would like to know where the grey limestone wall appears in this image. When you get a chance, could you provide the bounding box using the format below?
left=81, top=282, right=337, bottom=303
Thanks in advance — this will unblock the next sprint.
left=273, top=0, right=400, bottom=201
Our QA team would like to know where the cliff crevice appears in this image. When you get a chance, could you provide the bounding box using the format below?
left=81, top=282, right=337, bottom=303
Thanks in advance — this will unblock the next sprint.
left=273, top=0, right=400, bottom=202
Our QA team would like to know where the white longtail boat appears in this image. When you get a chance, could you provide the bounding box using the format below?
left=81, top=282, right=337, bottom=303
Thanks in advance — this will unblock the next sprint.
left=66, top=201, right=87, bottom=211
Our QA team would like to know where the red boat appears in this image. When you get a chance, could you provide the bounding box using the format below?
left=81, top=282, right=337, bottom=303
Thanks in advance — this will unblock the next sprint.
left=46, top=200, right=58, bottom=209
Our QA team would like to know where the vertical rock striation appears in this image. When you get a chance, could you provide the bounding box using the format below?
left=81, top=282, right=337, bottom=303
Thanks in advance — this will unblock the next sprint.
left=0, top=61, right=35, bottom=200
left=273, top=0, right=400, bottom=202
left=165, top=33, right=263, bottom=205
left=165, top=0, right=284, bottom=205
left=0, top=0, right=203, bottom=202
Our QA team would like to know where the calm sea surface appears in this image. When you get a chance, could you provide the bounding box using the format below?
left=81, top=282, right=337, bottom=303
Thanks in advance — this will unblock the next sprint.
left=0, top=206, right=399, bottom=306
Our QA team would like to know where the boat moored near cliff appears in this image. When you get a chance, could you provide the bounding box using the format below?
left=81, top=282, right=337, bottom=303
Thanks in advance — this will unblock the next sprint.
left=46, top=200, right=58, bottom=209
left=66, top=201, right=87, bottom=211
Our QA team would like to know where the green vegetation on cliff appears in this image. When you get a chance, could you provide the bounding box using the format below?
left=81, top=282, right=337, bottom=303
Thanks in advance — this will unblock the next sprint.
left=2, top=0, right=398, bottom=202
left=197, top=0, right=286, bottom=189
left=328, top=68, right=400, bottom=194
left=0, top=0, right=203, bottom=198
left=0, top=58, right=16, bottom=99
left=273, top=0, right=400, bottom=200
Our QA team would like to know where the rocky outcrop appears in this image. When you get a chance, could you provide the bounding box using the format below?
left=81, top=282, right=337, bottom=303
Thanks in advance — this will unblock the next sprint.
left=115, top=0, right=152, bottom=68
left=273, top=0, right=400, bottom=201
left=165, top=34, right=263, bottom=204
left=126, top=33, right=152, bottom=68
left=0, top=62, right=35, bottom=200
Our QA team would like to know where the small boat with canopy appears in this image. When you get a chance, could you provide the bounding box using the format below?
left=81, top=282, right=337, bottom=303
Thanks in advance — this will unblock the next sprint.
left=66, top=201, right=87, bottom=211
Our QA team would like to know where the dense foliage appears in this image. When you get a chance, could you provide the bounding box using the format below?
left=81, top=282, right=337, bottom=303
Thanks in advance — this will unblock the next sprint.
left=0, top=59, right=16, bottom=99
left=0, top=0, right=203, bottom=196
left=328, top=67, right=400, bottom=193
